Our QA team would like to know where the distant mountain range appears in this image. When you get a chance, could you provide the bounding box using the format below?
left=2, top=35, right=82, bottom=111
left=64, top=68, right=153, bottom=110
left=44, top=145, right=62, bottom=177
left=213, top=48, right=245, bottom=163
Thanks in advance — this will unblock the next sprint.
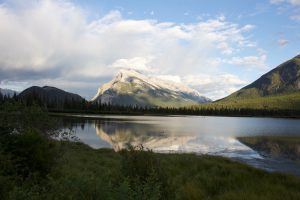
left=92, top=69, right=211, bottom=107
left=0, top=88, right=18, bottom=97
left=4, top=54, right=300, bottom=110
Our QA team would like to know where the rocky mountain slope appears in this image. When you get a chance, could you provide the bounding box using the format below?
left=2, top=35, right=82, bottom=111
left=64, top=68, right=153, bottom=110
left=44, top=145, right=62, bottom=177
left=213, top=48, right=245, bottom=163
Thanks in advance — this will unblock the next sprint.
left=208, top=55, right=300, bottom=110
left=92, top=69, right=211, bottom=107
left=222, top=55, right=300, bottom=101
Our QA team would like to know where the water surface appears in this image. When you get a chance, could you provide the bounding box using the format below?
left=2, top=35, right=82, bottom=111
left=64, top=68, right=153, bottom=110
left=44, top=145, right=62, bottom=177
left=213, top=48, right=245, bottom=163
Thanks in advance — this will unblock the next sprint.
left=60, top=115, right=300, bottom=176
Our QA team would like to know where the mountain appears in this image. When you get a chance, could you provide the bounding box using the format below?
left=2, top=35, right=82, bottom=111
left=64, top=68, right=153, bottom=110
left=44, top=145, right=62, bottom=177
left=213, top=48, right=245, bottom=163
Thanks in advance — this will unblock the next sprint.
left=216, top=55, right=300, bottom=110
left=92, top=69, right=211, bottom=107
left=223, top=55, right=300, bottom=100
left=0, top=88, right=18, bottom=97
left=19, top=86, right=85, bottom=108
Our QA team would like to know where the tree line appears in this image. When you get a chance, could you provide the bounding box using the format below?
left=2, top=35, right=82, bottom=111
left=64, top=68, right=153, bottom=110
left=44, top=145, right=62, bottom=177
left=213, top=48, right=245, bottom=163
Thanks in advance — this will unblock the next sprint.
left=1, top=93, right=300, bottom=117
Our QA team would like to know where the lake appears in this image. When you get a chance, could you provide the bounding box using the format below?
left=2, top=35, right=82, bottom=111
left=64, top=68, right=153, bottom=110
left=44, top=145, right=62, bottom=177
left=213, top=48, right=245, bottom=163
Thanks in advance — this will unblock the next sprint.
left=59, top=114, right=300, bottom=176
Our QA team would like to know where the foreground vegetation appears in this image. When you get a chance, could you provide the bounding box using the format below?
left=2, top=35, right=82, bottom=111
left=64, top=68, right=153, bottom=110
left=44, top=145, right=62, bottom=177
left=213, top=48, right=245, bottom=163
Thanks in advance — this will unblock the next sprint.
left=12, top=142, right=300, bottom=200
left=238, top=136, right=300, bottom=160
left=1, top=101, right=300, bottom=199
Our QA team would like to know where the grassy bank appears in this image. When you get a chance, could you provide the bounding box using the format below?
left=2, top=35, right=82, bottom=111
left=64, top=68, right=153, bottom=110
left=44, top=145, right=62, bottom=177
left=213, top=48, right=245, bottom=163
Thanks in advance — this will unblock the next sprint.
left=2, top=141, right=300, bottom=200
left=238, top=136, right=300, bottom=160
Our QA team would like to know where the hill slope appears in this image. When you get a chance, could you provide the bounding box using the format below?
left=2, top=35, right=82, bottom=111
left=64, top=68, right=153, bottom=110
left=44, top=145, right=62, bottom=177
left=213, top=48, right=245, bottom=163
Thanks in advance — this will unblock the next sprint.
left=223, top=55, right=300, bottom=100
left=92, top=69, right=211, bottom=107
left=19, top=86, right=85, bottom=108
left=216, top=55, right=300, bottom=110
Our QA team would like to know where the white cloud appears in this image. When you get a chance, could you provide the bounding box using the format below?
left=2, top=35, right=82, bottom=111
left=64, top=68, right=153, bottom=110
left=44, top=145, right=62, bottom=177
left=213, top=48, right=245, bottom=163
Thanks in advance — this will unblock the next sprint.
left=156, top=75, right=181, bottom=83
left=241, top=24, right=256, bottom=31
left=217, top=42, right=234, bottom=55
left=278, top=38, right=289, bottom=46
left=111, top=57, right=154, bottom=72
left=270, top=0, right=300, bottom=6
left=226, top=54, right=267, bottom=70
left=270, top=0, right=300, bottom=22
left=270, top=0, right=285, bottom=4
left=0, top=0, right=263, bottom=99
left=182, top=74, right=248, bottom=100
left=290, top=14, right=300, bottom=20
left=289, top=0, right=300, bottom=5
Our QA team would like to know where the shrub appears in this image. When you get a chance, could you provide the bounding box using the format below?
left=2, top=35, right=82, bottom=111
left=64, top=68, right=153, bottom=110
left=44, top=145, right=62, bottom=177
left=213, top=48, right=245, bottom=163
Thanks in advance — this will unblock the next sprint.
left=119, top=145, right=172, bottom=200
left=0, top=129, right=58, bottom=179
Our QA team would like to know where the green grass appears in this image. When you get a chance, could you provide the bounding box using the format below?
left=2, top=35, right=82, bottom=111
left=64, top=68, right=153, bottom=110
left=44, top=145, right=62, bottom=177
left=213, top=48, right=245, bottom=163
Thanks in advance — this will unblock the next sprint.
left=5, top=141, right=300, bottom=200
left=238, top=136, right=300, bottom=160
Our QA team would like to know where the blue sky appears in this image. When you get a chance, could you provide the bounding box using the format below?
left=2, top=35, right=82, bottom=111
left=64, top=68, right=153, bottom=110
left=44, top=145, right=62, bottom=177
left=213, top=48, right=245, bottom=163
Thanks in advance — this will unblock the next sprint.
left=0, top=0, right=299, bottom=99
left=72, top=0, right=299, bottom=65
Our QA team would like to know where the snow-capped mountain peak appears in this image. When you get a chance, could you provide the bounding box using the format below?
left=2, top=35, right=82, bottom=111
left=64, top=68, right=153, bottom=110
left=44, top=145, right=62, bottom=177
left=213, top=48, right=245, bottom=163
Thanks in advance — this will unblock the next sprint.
left=92, top=69, right=211, bottom=107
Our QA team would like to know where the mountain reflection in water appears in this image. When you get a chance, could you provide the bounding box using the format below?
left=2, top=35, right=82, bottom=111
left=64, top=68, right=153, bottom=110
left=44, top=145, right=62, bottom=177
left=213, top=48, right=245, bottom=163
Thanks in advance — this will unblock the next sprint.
left=60, top=115, right=300, bottom=176
left=65, top=118, right=261, bottom=159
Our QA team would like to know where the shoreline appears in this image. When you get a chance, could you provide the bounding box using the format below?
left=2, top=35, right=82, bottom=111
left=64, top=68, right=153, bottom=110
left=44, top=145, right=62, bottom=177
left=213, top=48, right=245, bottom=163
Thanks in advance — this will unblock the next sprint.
left=50, top=111, right=300, bottom=119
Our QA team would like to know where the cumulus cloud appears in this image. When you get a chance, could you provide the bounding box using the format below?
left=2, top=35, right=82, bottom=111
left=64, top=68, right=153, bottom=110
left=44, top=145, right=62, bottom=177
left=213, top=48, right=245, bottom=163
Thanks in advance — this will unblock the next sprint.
left=156, top=75, right=182, bottom=83
left=0, top=0, right=265, bottom=99
left=226, top=54, right=267, bottom=70
left=182, top=74, right=248, bottom=100
left=110, top=57, right=154, bottom=72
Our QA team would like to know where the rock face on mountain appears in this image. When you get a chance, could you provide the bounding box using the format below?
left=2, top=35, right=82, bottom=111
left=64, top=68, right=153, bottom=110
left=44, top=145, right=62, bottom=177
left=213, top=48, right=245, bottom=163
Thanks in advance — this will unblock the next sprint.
left=222, top=55, right=300, bottom=100
left=92, top=69, right=211, bottom=107
left=0, top=88, right=18, bottom=97
left=19, top=86, right=85, bottom=108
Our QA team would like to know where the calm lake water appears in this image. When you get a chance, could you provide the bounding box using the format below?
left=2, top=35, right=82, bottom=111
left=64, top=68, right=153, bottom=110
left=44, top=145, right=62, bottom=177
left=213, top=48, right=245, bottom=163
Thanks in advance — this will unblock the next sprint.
left=60, top=114, right=300, bottom=176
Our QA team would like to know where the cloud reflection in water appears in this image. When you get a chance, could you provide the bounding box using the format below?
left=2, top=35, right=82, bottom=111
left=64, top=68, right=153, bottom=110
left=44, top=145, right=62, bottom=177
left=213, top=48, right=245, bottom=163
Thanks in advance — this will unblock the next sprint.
left=94, top=120, right=261, bottom=159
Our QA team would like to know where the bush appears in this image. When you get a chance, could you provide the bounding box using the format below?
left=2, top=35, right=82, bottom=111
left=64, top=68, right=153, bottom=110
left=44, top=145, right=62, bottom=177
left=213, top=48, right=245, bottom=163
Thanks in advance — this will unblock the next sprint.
left=119, top=145, right=172, bottom=200
left=0, top=129, right=58, bottom=179
left=0, top=103, right=60, bottom=200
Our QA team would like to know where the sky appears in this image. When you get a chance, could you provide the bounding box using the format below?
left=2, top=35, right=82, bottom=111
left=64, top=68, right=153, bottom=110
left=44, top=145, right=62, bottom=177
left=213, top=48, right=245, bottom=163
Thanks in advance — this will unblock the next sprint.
left=0, top=0, right=299, bottom=100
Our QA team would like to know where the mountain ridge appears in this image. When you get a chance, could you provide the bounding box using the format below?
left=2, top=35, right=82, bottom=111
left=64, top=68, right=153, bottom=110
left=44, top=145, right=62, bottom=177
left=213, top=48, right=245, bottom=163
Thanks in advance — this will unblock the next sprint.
left=92, top=69, right=211, bottom=107
left=220, top=54, right=300, bottom=101
left=18, top=86, right=86, bottom=108
left=208, top=54, right=300, bottom=110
